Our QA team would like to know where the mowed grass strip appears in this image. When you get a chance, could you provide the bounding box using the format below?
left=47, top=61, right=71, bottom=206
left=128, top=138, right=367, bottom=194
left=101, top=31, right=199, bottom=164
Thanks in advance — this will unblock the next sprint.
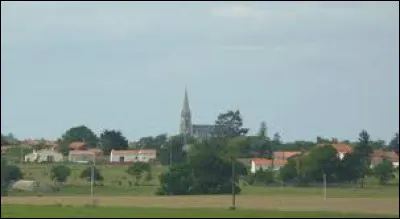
left=1, top=205, right=397, bottom=218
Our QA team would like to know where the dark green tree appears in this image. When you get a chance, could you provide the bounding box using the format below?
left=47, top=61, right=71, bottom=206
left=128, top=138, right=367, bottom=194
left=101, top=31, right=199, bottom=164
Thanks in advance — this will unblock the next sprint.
left=279, top=158, right=298, bottom=183
left=100, top=130, right=129, bottom=155
left=59, top=125, right=99, bottom=148
left=50, top=165, right=71, bottom=185
left=80, top=166, right=104, bottom=184
left=352, top=130, right=373, bottom=187
left=214, top=110, right=249, bottom=139
left=389, top=132, right=399, bottom=155
left=157, top=139, right=245, bottom=195
left=253, top=122, right=272, bottom=159
left=373, top=159, right=395, bottom=185
left=1, top=158, right=23, bottom=196
left=126, top=162, right=151, bottom=186
left=272, top=132, right=282, bottom=146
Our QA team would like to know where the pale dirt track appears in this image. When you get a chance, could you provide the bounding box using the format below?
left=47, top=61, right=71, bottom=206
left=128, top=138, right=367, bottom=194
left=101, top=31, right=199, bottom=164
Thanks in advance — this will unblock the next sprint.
left=2, top=196, right=399, bottom=215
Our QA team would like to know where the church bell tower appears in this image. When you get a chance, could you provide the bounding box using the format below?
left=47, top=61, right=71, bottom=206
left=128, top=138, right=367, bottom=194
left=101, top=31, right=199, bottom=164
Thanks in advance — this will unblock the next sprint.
left=180, top=88, right=193, bottom=136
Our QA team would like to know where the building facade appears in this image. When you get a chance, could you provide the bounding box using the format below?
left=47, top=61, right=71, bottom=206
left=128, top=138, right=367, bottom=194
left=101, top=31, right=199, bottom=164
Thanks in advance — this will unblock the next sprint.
left=24, top=149, right=64, bottom=163
left=179, top=88, right=215, bottom=140
left=109, top=149, right=157, bottom=163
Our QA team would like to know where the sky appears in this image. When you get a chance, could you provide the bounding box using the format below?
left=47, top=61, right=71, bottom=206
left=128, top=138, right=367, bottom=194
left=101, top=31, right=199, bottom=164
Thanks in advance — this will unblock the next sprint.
left=1, top=1, right=399, bottom=142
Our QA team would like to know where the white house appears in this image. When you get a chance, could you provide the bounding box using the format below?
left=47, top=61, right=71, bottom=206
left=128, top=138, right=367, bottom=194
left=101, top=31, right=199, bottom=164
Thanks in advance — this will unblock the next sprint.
left=110, top=149, right=157, bottom=163
left=250, top=158, right=287, bottom=173
left=24, top=149, right=64, bottom=163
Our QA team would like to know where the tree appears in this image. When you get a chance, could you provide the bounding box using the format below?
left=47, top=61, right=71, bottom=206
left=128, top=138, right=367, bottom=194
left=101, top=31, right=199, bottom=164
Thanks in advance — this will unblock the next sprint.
left=100, top=130, right=128, bottom=155
left=126, top=162, right=151, bottom=186
left=316, top=137, right=332, bottom=144
left=157, top=139, right=245, bottom=195
left=389, top=132, right=399, bottom=155
left=224, top=136, right=252, bottom=159
left=373, top=159, right=395, bottom=185
left=252, top=122, right=272, bottom=159
left=214, top=110, right=249, bottom=139
left=1, top=158, right=23, bottom=196
left=352, top=130, right=373, bottom=187
left=50, top=165, right=71, bottom=185
left=158, top=134, right=189, bottom=165
left=80, top=166, right=104, bottom=184
left=279, top=158, right=298, bottom=183
left=354, top=130, right=373, bottom=161
left=247, top=169, right=275, bottom=185
left=59, top=125, right=99, bottom=148
left=306, top=145, right=342, bottom=182
left=337, top=153, right=368, bottom=184
left=272, top=132, right=282, bottom=146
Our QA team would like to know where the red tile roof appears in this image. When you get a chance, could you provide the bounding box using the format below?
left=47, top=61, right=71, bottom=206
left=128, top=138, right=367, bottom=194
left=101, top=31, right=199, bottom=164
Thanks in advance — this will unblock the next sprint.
left=69, top=141, right=86, bottom=150
left=273, top=151, right=301, bottom=160
left=318, top=143, right=353, bottom=154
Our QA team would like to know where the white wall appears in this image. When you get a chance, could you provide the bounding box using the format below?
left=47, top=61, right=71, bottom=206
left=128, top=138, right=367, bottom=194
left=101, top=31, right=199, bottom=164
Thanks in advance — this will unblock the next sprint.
left=250, top=162, right=281, bottom=173
left=110, top=153, right=156, bottom=163
left=25, top=150, right=64, bottom=163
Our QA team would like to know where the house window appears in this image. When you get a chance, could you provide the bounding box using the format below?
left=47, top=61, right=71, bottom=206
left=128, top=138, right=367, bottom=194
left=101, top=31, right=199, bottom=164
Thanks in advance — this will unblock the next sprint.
left=119, top=156, right=125, bottom=162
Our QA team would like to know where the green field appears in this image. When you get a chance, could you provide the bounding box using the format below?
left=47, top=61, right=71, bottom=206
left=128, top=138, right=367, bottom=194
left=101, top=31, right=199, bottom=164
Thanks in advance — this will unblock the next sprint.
left=8, top=163, right=400, bottom=198
left=1, top=205, right=397, bottom=218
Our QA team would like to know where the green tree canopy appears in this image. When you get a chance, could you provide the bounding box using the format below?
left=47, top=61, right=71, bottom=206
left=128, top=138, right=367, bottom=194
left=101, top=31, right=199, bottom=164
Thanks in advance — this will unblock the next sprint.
left=214, top=110, right=249, bottom=139
left=59, top=125, right=99, bottom=148
left=389, top=132, right=399, bottom=155
left=80, top=166, right=104, bottom=184
left=100, top=130, right=128, bottom=155
left=50, top=165, right=71, bottom=185
left=1, top=158, right=23, bottom=196
left=373, top=159, right=395, bottom=185
left=126, top=162, right=151, bottom=186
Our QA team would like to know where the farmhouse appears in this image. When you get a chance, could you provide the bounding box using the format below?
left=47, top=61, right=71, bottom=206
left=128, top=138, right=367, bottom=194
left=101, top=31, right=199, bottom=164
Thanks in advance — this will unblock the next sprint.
left=24, top=148, right=64, bottom=163
left=110, top=149, right=156, bottom=163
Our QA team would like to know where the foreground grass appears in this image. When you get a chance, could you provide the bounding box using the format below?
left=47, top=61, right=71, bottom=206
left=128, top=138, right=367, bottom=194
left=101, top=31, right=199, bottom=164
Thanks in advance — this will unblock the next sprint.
left=9, top=184, right=399, bottom=199
left=1, top=205, right=397, bottom=218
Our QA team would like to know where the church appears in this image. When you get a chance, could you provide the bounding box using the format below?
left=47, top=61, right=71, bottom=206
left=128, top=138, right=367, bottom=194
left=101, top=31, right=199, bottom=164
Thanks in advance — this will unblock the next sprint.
left=179, top=89, right=215, bottom=140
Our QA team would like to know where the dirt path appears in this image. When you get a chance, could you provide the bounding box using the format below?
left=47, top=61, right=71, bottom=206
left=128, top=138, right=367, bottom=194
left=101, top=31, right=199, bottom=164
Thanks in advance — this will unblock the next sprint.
left=2, top=196, right=399, bottom=215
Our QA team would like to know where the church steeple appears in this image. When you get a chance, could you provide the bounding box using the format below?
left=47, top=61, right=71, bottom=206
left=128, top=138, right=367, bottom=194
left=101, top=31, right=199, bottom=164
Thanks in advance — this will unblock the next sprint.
left=180, top=88, right=193, bottom=135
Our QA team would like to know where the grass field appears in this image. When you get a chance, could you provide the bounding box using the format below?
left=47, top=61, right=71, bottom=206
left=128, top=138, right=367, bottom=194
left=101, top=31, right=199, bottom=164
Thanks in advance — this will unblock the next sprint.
left=2, top=195, right=399, bottom=217
left=11, top=163, right=399, bottom=197
left=3, top=163, right=399, bottom=218
left=2, top=205, right=398, bottom=218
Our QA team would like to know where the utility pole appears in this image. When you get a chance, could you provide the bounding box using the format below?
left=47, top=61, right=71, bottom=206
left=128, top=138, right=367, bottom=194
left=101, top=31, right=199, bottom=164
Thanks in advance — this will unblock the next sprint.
left=323, top=172, right=327, bottom=201
left=231, top=156, right=236, bottom=209
left=90, top=154, right=96, bottom=197
left=169, top=144, right=172, bottom=167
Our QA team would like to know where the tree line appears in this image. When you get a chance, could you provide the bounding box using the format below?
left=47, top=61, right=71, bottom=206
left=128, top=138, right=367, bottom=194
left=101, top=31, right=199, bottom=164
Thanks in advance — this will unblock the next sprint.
left=1, top=109, right=399, bottom=196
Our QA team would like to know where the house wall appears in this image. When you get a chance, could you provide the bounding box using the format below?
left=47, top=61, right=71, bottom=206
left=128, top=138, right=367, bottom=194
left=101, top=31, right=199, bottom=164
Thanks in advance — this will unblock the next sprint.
left=69, top=154, right=95, bottom=163
left=110, top=153, right=156, bottom=163
left=25, top=150, right=64, bottom=163
left=250, top=162, right=281, bottom=173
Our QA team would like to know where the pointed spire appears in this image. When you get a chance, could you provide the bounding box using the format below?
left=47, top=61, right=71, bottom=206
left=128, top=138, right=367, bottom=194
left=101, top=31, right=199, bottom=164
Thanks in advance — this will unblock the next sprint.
left=181, top=87, right=191, bottom=116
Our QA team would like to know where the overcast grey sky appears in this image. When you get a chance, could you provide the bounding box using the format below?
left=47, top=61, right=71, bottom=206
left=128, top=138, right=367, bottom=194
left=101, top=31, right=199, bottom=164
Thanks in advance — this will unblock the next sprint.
left=1, top=1, right=399, bottom=142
